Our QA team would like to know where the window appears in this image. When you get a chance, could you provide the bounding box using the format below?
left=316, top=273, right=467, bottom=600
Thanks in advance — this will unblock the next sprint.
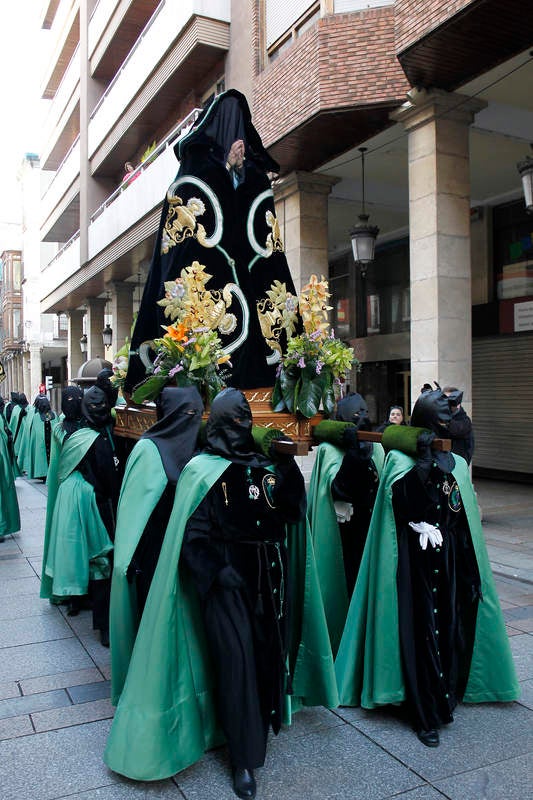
left=267, top=2, right=320, bottom=63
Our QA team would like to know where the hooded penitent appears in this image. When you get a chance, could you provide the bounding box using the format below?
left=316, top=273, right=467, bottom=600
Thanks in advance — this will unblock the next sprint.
left=125, top=89, right=297, bottom=392
left=110, top=386, right=205, bottom=701
left=96, top=368, right=119, bottom=409
left=142, top=385, right=204, bottom=484
left=34, top=396, right=55, bottom=422
left=410, top=386, right=455, bottom=473
left=81, top=386, right=112, bottom=430
left=204, top=387, right=270, bottom=467
left=61, top=386, right=84, bottom=437
left=307, top=391, right=383, bottom=651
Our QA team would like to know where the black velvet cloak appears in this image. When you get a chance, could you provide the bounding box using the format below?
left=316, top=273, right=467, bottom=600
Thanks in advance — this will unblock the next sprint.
left=125, top=89, right=297, bottom=392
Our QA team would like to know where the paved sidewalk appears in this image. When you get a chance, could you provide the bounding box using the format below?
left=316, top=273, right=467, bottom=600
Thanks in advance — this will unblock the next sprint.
left=0, top=477, right=531, bottom=800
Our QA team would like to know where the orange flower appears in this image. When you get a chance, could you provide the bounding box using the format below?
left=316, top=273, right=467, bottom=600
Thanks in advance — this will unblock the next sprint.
left=164, top=323, right=188, bottom=342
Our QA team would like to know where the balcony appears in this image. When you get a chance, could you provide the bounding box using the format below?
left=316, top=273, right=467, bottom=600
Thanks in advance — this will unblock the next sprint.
left=89, top=0, right=159, bottom=79
left=88, top=0, right=230, bottom=175
left=41, top=137, right=81, bottom=242
left=88, top=108, right=200, bottom=259
left=40, top=232, right=81, bottom=312
left=41, top=0, right=80, bottom=100
left=41, top=45, right=80, bottom=169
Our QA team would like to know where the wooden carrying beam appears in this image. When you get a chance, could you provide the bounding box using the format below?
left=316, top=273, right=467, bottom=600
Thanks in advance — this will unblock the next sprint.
left=271, top=429, right=452, bottom=455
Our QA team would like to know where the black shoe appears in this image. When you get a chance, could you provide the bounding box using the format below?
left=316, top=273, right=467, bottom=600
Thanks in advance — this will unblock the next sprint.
left=100, top=629, right=110, bottom=648
left=232, top=767, right=256, bottom=799
left=67, top=599, right=81, bottom=616
left=417, top=728, right=439, bottom=747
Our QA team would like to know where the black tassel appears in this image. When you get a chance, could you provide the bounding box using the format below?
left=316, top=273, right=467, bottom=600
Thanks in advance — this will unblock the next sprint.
left=255, top=592, right=264, bottom=616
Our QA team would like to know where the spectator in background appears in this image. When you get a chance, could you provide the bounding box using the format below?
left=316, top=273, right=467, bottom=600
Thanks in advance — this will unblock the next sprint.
left=122, top=162, right=138, bottom=188
left=375, top=404, right=406, bottom=433
left=442, top=386, right=474, bottom=465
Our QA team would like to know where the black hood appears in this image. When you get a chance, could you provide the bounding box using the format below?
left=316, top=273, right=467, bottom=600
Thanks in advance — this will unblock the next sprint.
left=0, top=397, right=4, bottom=415
left=34, top=396, right=55, bottom=422
left=142, top=386, right=204, bottom=484
left=18, top=393, right=29, bottom=408
left=336, top=393, right=371, bottom=430
left=410, top=388, right=452, bottom=433
left=81, top=386, right=111, bottom=430
left=411, top=387, right=455, bottom=472
left=205, top=388, right=270, bottom=467
left=176, top=89, right=279, bottom=174
left=96, top=368, right=119, bottom=409
left=61, top=386, right=84, bottom=436
left=445, top=389, right=463, bottom=408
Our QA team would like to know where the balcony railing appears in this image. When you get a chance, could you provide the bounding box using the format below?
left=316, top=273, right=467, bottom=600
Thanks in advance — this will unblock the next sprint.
left=90, top=107, right=201, bottom=223
left=88, top=107, right=201, bottom=260
left=41, top=136, right=81, bottom=229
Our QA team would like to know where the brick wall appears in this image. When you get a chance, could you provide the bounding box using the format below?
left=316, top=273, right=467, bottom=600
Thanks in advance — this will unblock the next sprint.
left=253, top=6, right=409, bottom=148
left=394, top=0, right=478, bottom=54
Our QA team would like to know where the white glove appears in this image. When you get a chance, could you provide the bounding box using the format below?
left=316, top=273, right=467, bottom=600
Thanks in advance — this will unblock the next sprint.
left=408, top=521, right=443, bottom=550
left=334, top=501, right=354, bottom=523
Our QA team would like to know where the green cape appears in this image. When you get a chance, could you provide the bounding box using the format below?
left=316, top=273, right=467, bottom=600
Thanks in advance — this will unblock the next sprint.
left=40, top=421, right=68, bottom=600
left=110, top=438, right=169, bottom=704
left=307, top=442, right=384, bottom=655
left=18, top=409, right=57, bottom=479
left=40, top=428, right=113, bottom=598
left=335, top=450, right=520, bottom=708
left=10, top=405, right=29, bottom=472
left=0, top=425, right=20, bottom=537
left=105, top=453, right=338, bottom=781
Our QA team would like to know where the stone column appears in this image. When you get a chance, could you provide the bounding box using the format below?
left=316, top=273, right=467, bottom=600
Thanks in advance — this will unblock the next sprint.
left=391, top=89, right=486, bottom=417
left=22, top=350, right=32, bottom=400
left=67, top=310, right=85, bottom=382
left=274, top=171, right=339, bottom=292
left=108, top=282, right=135, bottom=355
left=86, top=298, right=107, bottom=361
left=29, top=342, right=43, bottom=399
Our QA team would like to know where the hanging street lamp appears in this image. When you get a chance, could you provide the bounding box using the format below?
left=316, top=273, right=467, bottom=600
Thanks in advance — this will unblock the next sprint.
left=350, top=147, right=379, bottom=276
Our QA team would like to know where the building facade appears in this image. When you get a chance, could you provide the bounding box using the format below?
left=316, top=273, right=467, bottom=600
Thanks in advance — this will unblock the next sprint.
left=38, top=0, right=533, bottom=479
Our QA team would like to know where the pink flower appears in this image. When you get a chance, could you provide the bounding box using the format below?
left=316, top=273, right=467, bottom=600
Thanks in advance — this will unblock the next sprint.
left=316, top=361, right=323, bottom=375
left=297, top=357, right=305, bottom=368
left=168, top=364, right=184, bottom=377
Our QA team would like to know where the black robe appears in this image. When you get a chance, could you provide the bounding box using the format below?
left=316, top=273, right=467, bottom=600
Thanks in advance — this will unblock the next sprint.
left=331, top=445, right=380, bottom=596
left=77, top=429, right=120, bottom=632
left=392, top=464, right=481, bottom=732
left=181, top=458, right=306, bottom=768
left=126, top=89, right=297, bottom=392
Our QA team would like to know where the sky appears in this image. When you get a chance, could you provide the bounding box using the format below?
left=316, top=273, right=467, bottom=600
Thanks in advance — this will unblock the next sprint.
left=0, top=4, right=44, bottom=241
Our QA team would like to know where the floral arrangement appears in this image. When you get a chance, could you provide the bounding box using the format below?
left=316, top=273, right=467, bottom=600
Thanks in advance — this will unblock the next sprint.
left=110, top=343, right=130, bottom=391
left=131, top=261, right=231, bottom=403
left=271, top=275, right=357, bottom=418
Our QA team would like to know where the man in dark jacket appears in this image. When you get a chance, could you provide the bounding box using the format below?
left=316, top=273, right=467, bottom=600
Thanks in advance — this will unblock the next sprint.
left=443, top=386, right=474, bottom=464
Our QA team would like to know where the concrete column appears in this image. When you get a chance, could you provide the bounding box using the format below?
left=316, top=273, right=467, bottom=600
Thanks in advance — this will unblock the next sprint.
left=391, top=89, right=486, bottom=417
left=22, top=350, right=32, bottom=400
left=67, top=311, right=85, bottom=382
left=86, top=298, right=106, bottom=361
left=29, top=343, right=43, bottom=399
left=108, top=282, right=135, bottom=355
left=274, top=172, right=339, bottom=292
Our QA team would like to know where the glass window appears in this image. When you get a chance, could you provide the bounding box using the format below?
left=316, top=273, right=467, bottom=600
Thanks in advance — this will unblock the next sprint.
left=493, top=200, right=533, bottom=301
left=12, top=259, right=22, bottom=290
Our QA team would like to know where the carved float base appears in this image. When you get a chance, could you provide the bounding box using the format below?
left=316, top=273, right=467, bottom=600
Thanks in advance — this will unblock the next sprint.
left=114, top=388, right=321, bottom=454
